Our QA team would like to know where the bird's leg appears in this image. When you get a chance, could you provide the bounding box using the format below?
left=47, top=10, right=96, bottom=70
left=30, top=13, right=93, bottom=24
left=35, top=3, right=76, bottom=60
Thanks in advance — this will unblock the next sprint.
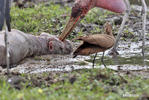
left=92, top=53, right=97, bottom=68
left=101, top=52, right=107, bottom=69
left=4, top=21, right=10, bottom=77
left=141, top=0, right=147, bottom=64
left=109, top=0, right=130, bottom=56
left=4, top=0, right=10, bottom=77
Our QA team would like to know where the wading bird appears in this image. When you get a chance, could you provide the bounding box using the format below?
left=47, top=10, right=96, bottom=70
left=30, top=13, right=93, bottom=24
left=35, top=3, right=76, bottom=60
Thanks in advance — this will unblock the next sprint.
left=59, top=0, right=147, bottom=58
left=0, top=0, right=11, bottom=75
left=73, top=23, right=115, bottom=68
left=59, top=0, right=126, bottom=41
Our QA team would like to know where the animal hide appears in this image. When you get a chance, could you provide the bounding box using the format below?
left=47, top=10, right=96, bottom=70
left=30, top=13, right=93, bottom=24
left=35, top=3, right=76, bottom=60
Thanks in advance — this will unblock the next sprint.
left=0, top=29, right=73, bottom=66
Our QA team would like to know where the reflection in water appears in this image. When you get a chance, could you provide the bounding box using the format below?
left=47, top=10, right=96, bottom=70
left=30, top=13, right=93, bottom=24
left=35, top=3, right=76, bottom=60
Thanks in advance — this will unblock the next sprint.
left=9, top=54, right=149, bottom=74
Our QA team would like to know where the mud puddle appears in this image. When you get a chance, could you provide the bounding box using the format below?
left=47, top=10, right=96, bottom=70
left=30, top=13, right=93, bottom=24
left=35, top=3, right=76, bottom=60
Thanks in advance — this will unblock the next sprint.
left=0, top=39, right=149, bottom=74
left=1, top=4, right=149, bottom=74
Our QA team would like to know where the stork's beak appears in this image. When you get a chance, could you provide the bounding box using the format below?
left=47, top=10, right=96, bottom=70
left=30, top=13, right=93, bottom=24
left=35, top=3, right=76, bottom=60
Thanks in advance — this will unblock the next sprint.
left=59, top=16, right=81, bottom=41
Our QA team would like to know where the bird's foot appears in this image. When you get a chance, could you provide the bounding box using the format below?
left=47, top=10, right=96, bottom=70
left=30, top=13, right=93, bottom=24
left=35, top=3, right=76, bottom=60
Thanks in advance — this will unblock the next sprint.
left=108, top=48, right=119, bottom=57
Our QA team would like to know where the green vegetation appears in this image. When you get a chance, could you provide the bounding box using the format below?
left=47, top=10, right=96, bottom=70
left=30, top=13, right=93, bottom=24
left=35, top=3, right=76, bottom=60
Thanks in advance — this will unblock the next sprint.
left=10, top=4, right=114, bottom=37
left=11, top=4, right=70, bottom=35
left=0, top=3, right=149, bottom=100
left=0, top=69, right=149, bottom=100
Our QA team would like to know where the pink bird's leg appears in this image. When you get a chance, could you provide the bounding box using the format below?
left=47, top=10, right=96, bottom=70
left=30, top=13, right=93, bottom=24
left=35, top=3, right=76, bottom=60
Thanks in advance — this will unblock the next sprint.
left=109, top=0, right=130, bottom=56
left=141, top=0, right=147, bottom=61
left=4, top=0, right=10, bottom=76
left=4, top=21, right=10, bottom=76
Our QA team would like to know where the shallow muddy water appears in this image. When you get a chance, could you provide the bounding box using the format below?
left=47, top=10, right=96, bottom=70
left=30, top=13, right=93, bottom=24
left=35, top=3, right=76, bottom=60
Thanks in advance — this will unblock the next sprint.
left=0, top=4, right=149, bottom=75
left=1, top=39, right=149, bottom=74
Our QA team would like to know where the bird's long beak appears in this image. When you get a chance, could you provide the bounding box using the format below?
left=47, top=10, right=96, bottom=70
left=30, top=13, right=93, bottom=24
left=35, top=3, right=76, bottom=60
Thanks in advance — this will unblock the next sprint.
left=59, top=16, right=81, bottom=41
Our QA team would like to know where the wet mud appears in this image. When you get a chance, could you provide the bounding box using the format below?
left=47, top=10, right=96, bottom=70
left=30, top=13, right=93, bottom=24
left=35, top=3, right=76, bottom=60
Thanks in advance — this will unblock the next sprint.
left=0, top=40, right=149, bottom=78
left=0, top=3, right=149, bottom=79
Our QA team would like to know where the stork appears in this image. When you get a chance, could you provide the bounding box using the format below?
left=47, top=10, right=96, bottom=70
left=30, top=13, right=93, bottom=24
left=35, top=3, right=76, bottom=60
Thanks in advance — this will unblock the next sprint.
left=59, top=0, right=147, bottom=60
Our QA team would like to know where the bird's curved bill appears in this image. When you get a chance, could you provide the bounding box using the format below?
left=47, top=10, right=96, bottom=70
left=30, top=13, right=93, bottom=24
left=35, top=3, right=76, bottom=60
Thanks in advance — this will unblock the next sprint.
left=59, top=16, right=81, bottom=41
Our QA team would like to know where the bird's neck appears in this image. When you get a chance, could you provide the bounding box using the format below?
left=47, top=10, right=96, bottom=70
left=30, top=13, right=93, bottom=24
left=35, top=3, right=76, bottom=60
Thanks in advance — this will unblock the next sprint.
left=108, top=32, right=114, bottom=37
left=104, top=28, right=113, bottom=37
left=105, top=31, right=113, bottom=37
left=95, top=0, right=126, bottom=13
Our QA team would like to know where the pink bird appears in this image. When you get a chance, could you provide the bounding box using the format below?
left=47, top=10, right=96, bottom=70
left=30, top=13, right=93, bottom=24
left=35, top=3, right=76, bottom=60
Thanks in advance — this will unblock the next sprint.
left=59, top=0, right=126, bottom=41
left=59, top=0, right=147, bottom=58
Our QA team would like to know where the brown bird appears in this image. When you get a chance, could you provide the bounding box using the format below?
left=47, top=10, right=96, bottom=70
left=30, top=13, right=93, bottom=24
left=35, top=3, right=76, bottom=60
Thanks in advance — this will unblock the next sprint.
left=73, top=23, right=115, bottom=68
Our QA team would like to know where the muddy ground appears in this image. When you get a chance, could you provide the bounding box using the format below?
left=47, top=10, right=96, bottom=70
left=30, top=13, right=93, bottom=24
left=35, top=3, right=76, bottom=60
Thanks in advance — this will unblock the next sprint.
left=0, top=1, right=149, bottom=84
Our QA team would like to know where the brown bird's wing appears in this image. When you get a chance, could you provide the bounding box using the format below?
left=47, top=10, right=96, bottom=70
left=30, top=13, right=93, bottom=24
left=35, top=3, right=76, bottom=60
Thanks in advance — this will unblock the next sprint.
left=77, top=34, right=115, bottom=49
left=73, top=42, right=105, bottom=57
left=73, top=34, right=115, bottom=57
